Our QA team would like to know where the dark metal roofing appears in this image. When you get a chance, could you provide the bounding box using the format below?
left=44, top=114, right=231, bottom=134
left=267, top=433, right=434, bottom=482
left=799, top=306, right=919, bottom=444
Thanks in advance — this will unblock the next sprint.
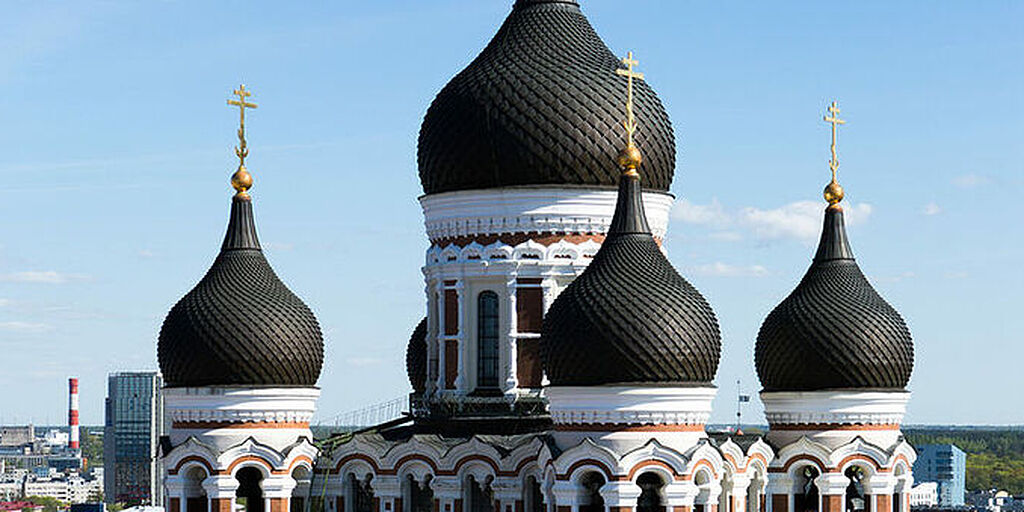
left=158, top=195, right=324, bottom=387
left=417, top=0, right=675, bottom=195
left=540, top=173, right=721, bottom=385
left=406, top=318, right=427, bottom=394
left=756, top=205, right=914, bottom=391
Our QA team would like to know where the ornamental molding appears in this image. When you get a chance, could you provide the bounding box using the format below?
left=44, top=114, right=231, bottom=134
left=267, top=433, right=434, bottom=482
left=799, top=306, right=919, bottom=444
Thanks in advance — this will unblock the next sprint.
left=426, top=238, right=602, bottom=267
left=165, top=386, right=319, bottom=425
left=760, top=390, right=909, bottom=426
left=420, top=187, right=674, bottom=241
left=546, top=386, right=716, bottom=426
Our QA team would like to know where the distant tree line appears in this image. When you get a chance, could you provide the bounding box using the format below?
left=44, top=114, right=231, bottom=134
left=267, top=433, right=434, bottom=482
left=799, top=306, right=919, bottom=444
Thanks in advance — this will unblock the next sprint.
left=904, top=428, right=1024, bottom=494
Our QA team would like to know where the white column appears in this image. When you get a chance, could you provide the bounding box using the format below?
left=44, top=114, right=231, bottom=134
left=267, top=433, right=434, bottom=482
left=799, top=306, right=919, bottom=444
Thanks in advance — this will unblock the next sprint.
left=454, top=280, right=467, bottom=393
left=601, top=480, right=639, bottom=511
left=165, top=475, right=186, bottom=512
left=493, top=476, right=522, bottom=512
left=203, top=475, right=240, bottom=512
left=373, top=476, right=401, bottom=512
left=262, top=475, right=298, bottom=512
left=432, top=476, right=462, bottom=512
left=550, top=481, right=580, bottom=512
left=434, top=280, right=447, bottom=394
left=503, top=276, right=519, bottom=395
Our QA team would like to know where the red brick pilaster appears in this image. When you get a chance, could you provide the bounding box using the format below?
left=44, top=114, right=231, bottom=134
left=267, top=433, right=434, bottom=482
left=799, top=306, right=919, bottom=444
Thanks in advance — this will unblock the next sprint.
left=771, top=494, right=788, bottom=512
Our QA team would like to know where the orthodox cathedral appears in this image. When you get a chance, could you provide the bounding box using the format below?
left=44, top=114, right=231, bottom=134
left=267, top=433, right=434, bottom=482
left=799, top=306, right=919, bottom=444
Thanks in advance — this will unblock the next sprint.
left=155, top=3, right=918, bottom=512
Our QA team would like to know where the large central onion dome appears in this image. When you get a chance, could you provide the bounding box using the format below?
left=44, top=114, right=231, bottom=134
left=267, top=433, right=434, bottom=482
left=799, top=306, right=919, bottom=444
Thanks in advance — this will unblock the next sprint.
left=158, top=193, right=324, bottom=388
left=541, top=159, right=720, bottom=386
left=756, top=204, right=914, bottom=391
left=418, top=0, right=676, bottom=195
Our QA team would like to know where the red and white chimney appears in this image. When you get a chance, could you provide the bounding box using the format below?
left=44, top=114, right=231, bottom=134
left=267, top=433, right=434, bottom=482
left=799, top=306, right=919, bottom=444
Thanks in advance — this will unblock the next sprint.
left=68, top=377, right=80, bottom=451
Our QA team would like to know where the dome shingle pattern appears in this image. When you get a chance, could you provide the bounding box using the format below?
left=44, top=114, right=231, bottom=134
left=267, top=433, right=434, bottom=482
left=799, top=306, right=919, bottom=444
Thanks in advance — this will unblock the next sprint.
left=158, top=196, right=324, bottom=387
left=756, top=206, right=914, bottom=391
left=417, top=0, right=676, bottom=195
left=406, top=318, right=428, bottom=394
left=541, top=174, right=720, bottom=385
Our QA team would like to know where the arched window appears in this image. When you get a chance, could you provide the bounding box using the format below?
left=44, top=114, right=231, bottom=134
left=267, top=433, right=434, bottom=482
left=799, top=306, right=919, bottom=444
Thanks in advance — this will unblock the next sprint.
left=794, top=466, right=820, bottom=512
left=524, top=476, right=544, bottom=512
left=466, top=475, right=494, bottom=512
left=579, top=472, right=605, bottom=512
left=183, top=466, right=208, bottom=512
left=636, top=472, right=666, bottom=512
left=477, top=291, right=500, bottom=389
left=747, top=470, right=765, bottom=512
left=845, top=466, right=867, bottom=512
left=236, top=467, right=265, bottom=512
left=349, top=474, right=374, bottom=512
left=404, top=474, right=433, bottom=512
left=291, top=466, right=312, bottom=512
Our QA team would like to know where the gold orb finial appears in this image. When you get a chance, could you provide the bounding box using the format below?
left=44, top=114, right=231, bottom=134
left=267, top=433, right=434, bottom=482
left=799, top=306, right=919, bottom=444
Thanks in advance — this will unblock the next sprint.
left=232, top=166, right=253, bottom=197
left=617, top=145, right=642, bottom=173
left=824, top=179, right=844, bottom=206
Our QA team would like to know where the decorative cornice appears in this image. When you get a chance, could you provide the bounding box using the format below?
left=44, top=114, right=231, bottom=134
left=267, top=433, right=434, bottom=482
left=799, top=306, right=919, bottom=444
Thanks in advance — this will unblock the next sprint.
left=761, top=390, right=909, bottom=426
left=546, top=386, right=716, bottom=426
left=164, top=386, right=319, bottom=426
left=420, top=187, right=674, bottom=242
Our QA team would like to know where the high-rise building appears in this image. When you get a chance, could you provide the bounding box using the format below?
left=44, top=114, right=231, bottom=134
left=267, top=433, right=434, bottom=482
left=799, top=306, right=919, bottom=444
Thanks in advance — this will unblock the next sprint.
left=913, top=444, right=966, bottom=506
left=103, top=372, right=164, bottom=506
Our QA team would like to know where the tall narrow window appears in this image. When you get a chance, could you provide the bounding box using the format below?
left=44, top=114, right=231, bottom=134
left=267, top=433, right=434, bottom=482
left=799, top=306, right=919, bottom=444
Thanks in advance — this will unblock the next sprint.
left=477, top=291, right=500, bottom=389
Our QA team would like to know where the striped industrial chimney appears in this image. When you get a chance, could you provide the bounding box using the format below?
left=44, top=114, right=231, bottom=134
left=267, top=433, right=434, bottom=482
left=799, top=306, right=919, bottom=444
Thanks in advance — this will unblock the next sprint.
left=68, top=377, right=80, bottom=451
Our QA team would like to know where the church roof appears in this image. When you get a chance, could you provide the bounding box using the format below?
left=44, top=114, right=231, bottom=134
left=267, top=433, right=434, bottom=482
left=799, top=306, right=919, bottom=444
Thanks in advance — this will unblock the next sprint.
left=417, top=0, right=676, bottom=195
left=157, top=194, right=324, bottom=387
left=540, top=167, right=721, bottom=386
left=755, top=204, right=914, bottom=391
left=406, top=318, right=427, bottom=394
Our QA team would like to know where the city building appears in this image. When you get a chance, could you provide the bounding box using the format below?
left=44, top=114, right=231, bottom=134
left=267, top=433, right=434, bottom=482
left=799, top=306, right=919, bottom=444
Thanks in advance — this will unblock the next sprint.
left=103, top=372, right=165, bottom=506
left=913, top=445, right=966, bottom=506
left=155, top=2, right=920, bottom=512
left=909, top=483, right=938, bottom=508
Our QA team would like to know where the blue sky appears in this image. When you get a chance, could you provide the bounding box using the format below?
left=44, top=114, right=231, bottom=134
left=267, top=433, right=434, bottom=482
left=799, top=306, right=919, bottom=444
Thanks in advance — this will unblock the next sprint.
left=0, top=1, right=1020, bottom=426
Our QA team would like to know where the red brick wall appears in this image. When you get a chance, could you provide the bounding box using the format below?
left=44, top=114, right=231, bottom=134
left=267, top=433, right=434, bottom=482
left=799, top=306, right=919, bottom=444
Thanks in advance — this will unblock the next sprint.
left=821, top=496, right=841, bottom=512
left=516, top=287, right=543, bottom=333
left=444, top=289, right=459, bottom=335
left=210, top=499, right=233, bottom=512
left=445, top=339, right=458, bottom=389
left=876, top=495, right=891, bottom=512
left=170, top=498, right=181, bottom=512
left=674, top=507, right=692, bottom=512
left=771, top=494, right=788, bottom=512
left=516, top=338, right=543, bottom=388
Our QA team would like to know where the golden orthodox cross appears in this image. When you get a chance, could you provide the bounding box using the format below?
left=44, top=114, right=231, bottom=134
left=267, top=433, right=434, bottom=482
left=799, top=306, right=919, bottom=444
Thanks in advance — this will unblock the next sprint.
left=823, top=100, right=846, bottom=181
left=616, top=51, right=645, bottom=149
left=227, top=84, right=258, bottom=167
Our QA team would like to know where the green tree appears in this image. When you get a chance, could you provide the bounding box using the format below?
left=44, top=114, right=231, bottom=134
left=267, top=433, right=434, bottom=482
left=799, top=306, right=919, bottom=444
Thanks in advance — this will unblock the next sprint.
left=26, top=495, right=66, bottom=512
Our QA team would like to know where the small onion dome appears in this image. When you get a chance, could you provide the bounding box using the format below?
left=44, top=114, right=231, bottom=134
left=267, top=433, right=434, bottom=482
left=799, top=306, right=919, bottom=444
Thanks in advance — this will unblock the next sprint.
left=158, top=195, right=324, bottom=387
left=541, top=171, right=721, bottom=386
left=417, top=0, right=675, bottom=195
left=406, top=318, right=428, bottom=394
left=756, top=205, right=914, bottom=391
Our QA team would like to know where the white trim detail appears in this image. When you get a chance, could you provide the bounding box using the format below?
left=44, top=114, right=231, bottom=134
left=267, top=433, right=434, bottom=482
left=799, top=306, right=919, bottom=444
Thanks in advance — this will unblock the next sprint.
left=420, top=187, right=675, bottom=240
left=546, top=386, right=717, bottom=425
left=164, top=386, right=320, bottom=424
left=760, top=390, right=910, bottom=425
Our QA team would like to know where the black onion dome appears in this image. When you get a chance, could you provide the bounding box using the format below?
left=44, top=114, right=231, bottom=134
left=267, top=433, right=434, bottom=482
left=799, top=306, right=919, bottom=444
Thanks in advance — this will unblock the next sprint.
left=541, top=172, right=720, bottom=385
left=406, top=318, right=428, bottom=394
left=417, top=0, right=675, bottom=195
left=158, top=195, right=324, bottom=387
left=756, top=205, right=914, bottom=391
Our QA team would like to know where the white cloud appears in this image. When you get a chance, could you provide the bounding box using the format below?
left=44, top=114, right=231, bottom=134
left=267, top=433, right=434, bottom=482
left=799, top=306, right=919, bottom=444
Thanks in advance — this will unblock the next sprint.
left=0, top=299, right=10, bottom=307
left=138, top=249, right=156, bottom=258
left=952, top=174, right=991, bottom=188
left=738, top=201, right=872, bottom=243
left=673, top=198, right=729, bottom=226
left=0, top=321, right=54, bottom=333
left=673, top=199, right=871, bottom=243
left=922, top=202, right=942, bottom=216
left=690, top=262, right=769, bottom=278
left=0, top=271, right=86, bottom=284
